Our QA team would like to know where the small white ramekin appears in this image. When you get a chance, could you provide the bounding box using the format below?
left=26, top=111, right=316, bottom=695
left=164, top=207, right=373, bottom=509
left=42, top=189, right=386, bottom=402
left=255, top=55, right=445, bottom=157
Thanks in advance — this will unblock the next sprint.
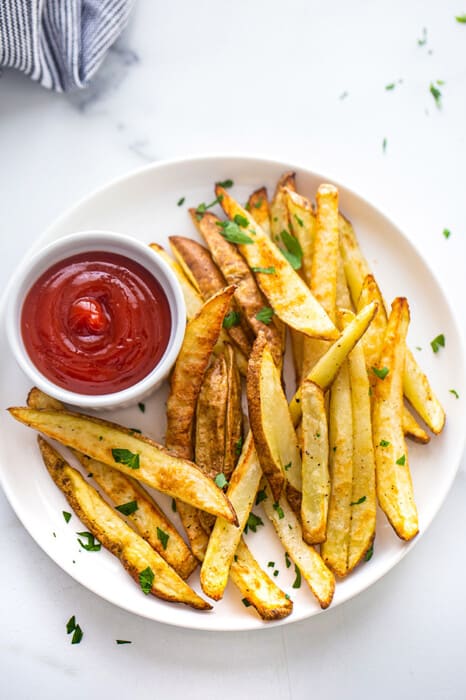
left=5, top=231, right=186, bottom=410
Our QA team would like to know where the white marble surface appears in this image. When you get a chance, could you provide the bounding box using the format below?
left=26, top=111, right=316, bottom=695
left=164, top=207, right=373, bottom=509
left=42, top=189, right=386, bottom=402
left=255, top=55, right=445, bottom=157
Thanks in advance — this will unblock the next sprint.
left=1, top=1, right=466, bottom=698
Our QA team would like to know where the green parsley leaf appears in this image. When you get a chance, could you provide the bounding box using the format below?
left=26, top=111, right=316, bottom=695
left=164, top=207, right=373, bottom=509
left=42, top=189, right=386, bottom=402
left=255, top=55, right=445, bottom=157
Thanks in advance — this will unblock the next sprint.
left=216, top=220, right=254, bottom=244
left=223, top=310, right=241, bottom=329
left=273, top=502, right=285, bottom=519
left=116, top=640, right=132, bottom=645
left=214, top=473, right=228, bottom=489
left=292, top=564, right=302, bottom=589
left=372, top=366, right=389, bottom=380
left=244, top=512, right=264, bottom=534
left=273, top=570, right=279, bottom=577
left=285, top=552, right=291, bottom=568
left=430, top=82, right=442, bottom=108
left=255, top=307, right=274, bottom=325
left=233, top=214, right=249, bottom=228
left=364, top=544, right=374, bottom=561
left=350, top=496, right=367, bottom=506
left=66, top=615, right=76, bottom=634
left=284, top=462, right=292, bottom=471
left=244, top=201, right=251, bottom=211
left=138, top=402, right=145, bottom=413
left=112, top=448, right=140, bottom=470
left=267, top=561, right=275, bottom=568
left=71, top=625, right=83, bottom=644
left=431, top=334, right=445, bottom=353
left=115, top=500, right=138, bottom=516
left=235, top=435, right=244, bottom=456
left=177, top=197, right=185, bottom=206
left=218, top=179, right=234, bottom=189
left=396, top=454, right=406, bottom=465
left=254, top=198, right=263, bottom=209
left=255, top=488, right=267, bottom=505
left=171, top=498, right=177, bottom=512
left=294, top=214, right=304, bottom=227
left=77, top=531, right=101, bottom=552
left=379, top=440, right=391, bottom=447
left=280, top=230, right=303, bottom=270
left=196, top=195, right=223, bottom=214
left=443, top=228, right=451, bottom=239
left=63, top=511, right=72, bottom=524
left=385, top=83, right=396, bottom=90
left=241, top=598, right=252, bottom=607
left=450, top=389, right=459, bottom=399
left=285, top=593, right=291, bottom=600
left=156, top=527, right=169, bottom=550
left=456, top=14, right=466, bottom=22
left=382, top=137, right=387, bottom=153
left=251, top=266, right=276, bottom=274
left=139, top=566, right=154, bottom=594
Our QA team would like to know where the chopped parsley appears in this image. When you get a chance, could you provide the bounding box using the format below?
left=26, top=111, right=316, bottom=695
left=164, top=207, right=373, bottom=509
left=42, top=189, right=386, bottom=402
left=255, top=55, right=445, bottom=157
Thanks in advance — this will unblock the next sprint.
left=396, top=454, right=406, bottom=465
left=443, top=228, right=451, bottom=239
left=280, top=230, right=303, bottom=270
left=251, top=266, right=276, bottom=274
left=235, top=435, right=244, bottom=456
left=139, top=566, right=154, bottom=594
left=267, top=561, right=275, bottom=568
left=456, top=14, right=466, bottom=23
left=385, top=83, right=396, bottom=90
left=450, top=389, right=459, bottom=399
left=244, top=512, right=264, bottom=534
left=196, top=195, right=223, bottom=215
left=115, top=500, right=138, bottom=516
left=430, top=82, right=442, bottom=108
left=254, top=198, right=263, bottom=209
left=285, top=552, right=291, bottom=568
left=284, top=462, right=292, bottom=471
left=382, top=137, right=387, bottom=153
left=71, top=625, right=83, bottom=645
left=62, top=511, right=72, bottom=523
left=116, top=640, right=132, bottom=645
left=218, top=179, right=234, bottom=189
left=292, top=564, right=302, bottom=589
left=177, top=197, right=185, bottom=206
left=138, top=402, right=145, bottom=413
left=66, top=615, right=76, bottom=634
left=372, top=366, right=389, bottom=380
left=216, top=220, right=254, bottom=244
left=214, top=473, right=228, bottom=489
left=430, top=334, right=445, bottom=353
left=223, top=310, right=241, bottom=329
left=255, top=307, right=274, bottom=324
left=273, top=570, right=279, bottom=577
left=77, top=532, right=101, bottom=551
left=365, top=544, right=374, bottom=561
left=233, top=214, right=249, bottom=227
left=112, top=448, right=140, bottom=470
left=350, top=496, right=366, bottom=506
left=171, top=498, right=177, bottom=512
left=156, top=527, right=169, bottom=550
left=379, top=440, right=391, bottom=447
left=273, top=502, right=285, bottom=519
left=294, top=214, right=304, bottom=227
left=255, top=488, right=267, bottom=505
left=241, top=598, right=252, bottom=607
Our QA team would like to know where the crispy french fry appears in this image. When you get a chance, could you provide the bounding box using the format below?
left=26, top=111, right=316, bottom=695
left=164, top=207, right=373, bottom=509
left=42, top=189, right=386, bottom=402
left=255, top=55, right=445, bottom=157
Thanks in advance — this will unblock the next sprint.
left=216, top=185, right=338, bottom=340
left=373, top=298, right=419, bottom=540
left=223, top=343, right=243, bottom=481
left=286, top=188, right=315, bottom=287
left=38, top=437, right=210, bottom=610
left=9, top=406, right=237, bottom=525
left=261, top=481, right=335, bottom=609
left=200, top=433, right=262, bottom=600
left=403, top=407, right=430, bottom=444
left=270, top=172, right=296, bottom=244
left=229, top=538, right=293, bottom=620
left=340, top=215, right=445, bottom=434
left=320, top=360, right=353, bottom=577
left=247, top=334, right=301, bottom=502
left=169, top=236, right=252, bottom=358
left=192, top=210, right=282, bottom=365
left=301, top=381, right=329, bottom=544
left=247, top=187, right=271, bottom=237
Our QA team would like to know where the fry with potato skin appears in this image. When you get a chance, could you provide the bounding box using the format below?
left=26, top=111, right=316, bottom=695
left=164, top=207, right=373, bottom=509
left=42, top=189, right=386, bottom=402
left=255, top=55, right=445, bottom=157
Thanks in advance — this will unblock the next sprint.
left=247, top=187, right=271, bottom=237
left=373, top=298, right=419, bottom=541
left=216, top=185, right=338, bottom=340
left=38, top=437, right=211, bottom=610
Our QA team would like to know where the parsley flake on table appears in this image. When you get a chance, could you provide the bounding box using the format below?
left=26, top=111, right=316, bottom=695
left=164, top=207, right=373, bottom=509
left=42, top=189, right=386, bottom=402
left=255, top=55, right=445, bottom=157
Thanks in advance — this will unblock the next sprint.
left=62, top=511, right=72, bottom=523
left=251, top=266, right=276, bottom=274
left=115, top=500, right=138, bottom=516
left=292, top=564, right=302, bottom=589
left=280, top=229, right=303, bottom=269
left=177, top=197, right=185, bottom=206
left=450, top=389, right=459, bottom=399
left=139, top=566, right=154, bottom=594
left=244, top=512, right=264, bottom=534
left=255, top=307, right=274, bottom=325
left=430, top=334, right=445, bottom=353
left=430, top=82, right=442, bottom=108
left=112, top=448, right=140, bottom=470
left=214, top=473, right=228, bottom=489
left=372, top=366, right=389, bottom=380
left=396, top=454, right=406, bottom=466
left=156, top=527, right=169, bottom=550
left=77, top=531, right=101, bottom=551
left=223, top=310, right=241, bottom=329
left=443, top=228, right=451, bottom=239
left=216, top=220, right=254, bottom=244
left=350, top=496, right=366, bottom=506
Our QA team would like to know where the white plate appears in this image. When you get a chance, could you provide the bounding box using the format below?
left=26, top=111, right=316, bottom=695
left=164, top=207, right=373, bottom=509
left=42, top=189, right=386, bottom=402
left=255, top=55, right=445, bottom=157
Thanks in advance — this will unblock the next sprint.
left=1, top=155, right=464, bottom=632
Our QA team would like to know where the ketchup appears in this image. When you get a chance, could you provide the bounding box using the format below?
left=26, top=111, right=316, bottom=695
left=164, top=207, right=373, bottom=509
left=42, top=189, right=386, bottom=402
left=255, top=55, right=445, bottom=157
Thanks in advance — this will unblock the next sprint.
left=21, top=251, right=171, bottom=395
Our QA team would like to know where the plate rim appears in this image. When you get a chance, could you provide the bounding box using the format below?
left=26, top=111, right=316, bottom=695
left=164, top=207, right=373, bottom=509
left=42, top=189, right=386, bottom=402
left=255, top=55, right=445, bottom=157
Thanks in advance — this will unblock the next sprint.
left=1, top=153, right=465, bottom=632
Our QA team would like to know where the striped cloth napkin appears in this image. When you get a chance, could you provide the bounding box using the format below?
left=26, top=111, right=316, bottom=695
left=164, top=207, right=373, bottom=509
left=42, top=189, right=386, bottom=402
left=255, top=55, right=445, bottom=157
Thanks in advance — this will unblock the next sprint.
left=0, top=0, right=134, bottom=91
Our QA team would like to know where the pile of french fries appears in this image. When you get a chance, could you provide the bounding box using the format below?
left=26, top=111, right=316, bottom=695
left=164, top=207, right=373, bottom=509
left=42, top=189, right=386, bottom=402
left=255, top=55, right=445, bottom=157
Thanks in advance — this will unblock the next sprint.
left=8, top=172, right=445, bottom=622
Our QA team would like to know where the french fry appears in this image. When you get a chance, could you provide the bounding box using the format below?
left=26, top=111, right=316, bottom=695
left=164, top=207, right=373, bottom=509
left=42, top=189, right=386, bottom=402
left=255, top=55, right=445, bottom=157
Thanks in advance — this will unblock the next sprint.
left=192, top=209, right=282, bottom=365
left=247, top=334, right=301, bottom=502
left=247, top=187, right=271, bottom=237
left=340, top=214, right=445, bottom=434
left=320, top=359, right=353, bottom=577
left=261, top=481, right=335, bottom=609
left=216, top=185, right=338, bottom=340
left=300, top=381, right=329, bottom=544
left=270, top=171, right=296, bottom=244
left=38, top=438, right=211, bottom=610
left=169, top=236, right=252, bottom=358
left=229, top=538, right=293, bottom=620
left=223, top=343, right=243, bottom=481
left=286, top=188, right=315, bottom=287
left=373, top=298, right=419, bottom=540
left=9, top=406, right=238, bottom=525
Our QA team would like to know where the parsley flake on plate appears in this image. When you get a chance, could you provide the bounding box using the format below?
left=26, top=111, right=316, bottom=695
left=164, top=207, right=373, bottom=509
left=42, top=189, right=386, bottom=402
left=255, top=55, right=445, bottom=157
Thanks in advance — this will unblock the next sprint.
left=431, top=334, right=445, bottom=353
left=62, top=511, right=72, bottom=523
left=77, top=531, right=101, bottom=551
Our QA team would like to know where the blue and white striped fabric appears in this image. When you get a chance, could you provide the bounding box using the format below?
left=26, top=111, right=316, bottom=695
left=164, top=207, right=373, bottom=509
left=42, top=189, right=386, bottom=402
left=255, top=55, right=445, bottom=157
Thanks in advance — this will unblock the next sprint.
left=0, top=0, right=134, bottom=91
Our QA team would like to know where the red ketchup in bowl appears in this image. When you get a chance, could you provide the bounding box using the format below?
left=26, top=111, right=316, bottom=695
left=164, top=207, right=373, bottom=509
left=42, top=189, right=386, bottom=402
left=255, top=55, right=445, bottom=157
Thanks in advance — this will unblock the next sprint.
left=21, top=251, right=171, bottom=395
